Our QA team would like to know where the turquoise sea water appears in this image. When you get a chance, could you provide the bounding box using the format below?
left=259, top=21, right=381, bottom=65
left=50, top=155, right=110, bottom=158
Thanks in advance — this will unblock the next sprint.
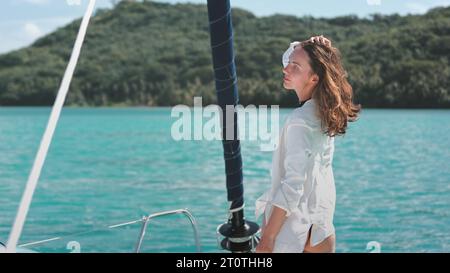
left=0, top=107, right=449, bottom=253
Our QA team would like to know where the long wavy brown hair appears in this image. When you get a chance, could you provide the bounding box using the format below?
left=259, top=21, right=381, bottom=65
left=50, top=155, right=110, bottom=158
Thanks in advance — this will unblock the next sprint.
left=301, top=40, right=361, bottom=137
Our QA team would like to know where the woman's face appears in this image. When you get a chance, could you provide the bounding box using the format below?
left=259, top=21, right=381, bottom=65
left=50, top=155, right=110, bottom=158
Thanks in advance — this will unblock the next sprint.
left=282, top=47, right=318, bottom=100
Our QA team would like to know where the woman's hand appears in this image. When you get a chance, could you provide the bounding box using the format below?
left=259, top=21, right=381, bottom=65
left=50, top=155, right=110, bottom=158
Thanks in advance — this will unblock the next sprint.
left=261, top=214, right=266, bottom=235
left=306, top=35, right=331, bottom=47
left=255, top=206, right=287, bottom=253
left=255, top=233, right=275, bottom=253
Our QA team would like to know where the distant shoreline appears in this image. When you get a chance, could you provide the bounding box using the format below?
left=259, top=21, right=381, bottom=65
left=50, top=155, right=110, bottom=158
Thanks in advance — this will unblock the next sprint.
left=1, top=2, right=448, bottom=109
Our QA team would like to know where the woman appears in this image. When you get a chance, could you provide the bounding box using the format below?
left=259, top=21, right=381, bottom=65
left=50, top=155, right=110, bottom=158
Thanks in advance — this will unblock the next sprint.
left=255, top=36, right=361, bottom=253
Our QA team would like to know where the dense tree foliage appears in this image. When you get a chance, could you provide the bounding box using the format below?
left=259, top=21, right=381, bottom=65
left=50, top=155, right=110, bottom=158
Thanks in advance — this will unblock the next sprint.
left=0, top=1, right=449, bottom=108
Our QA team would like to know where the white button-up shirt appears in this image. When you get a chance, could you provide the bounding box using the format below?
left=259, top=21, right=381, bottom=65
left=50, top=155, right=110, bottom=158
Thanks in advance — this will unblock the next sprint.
left=255, top=98, right=336, bottom=252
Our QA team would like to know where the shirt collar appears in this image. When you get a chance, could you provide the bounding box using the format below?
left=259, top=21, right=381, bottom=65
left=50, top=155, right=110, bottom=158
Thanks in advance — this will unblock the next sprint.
left=298, top=97, right=313, bottom=108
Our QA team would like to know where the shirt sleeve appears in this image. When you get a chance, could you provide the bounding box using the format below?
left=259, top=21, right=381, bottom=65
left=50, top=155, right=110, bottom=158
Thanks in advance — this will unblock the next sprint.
left=322, top=137, right=334, bottom=167
left=271, top=121, right=314, bottom=217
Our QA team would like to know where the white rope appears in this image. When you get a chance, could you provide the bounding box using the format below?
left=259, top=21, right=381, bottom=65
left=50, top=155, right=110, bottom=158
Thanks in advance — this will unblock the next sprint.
left=227, top=202, right=245, bottom=220
left=4, top=0, right=96, bottom=253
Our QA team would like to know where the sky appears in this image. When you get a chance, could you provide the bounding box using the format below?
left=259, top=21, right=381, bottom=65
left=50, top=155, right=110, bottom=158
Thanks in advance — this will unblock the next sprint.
left=0, top=0, right=449, bottom=54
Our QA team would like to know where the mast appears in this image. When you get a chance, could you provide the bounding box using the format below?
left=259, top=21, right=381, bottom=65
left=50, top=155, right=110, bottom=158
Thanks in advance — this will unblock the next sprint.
left=206, top=0, right=259, bottom=253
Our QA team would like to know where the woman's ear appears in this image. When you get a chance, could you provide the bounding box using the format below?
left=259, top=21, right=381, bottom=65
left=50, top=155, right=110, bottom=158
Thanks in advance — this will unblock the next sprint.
left=311, top=74, right=319, bottom=84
